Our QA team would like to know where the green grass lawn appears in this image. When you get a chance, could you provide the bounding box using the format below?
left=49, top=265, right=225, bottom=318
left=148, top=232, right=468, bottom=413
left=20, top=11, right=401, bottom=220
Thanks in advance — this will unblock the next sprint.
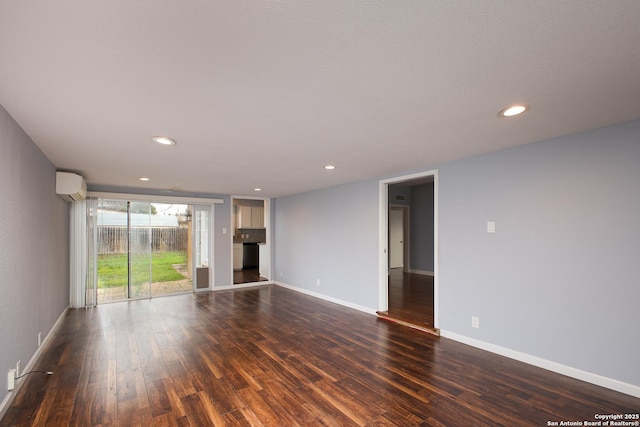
left=97, top=251, right=187, bottom=288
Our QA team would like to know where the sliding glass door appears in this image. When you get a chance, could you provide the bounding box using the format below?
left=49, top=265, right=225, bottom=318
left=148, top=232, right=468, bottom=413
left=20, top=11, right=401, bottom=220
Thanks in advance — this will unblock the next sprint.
left=129, top=201, right=152, bottom=299
left=149, top=203, right=192, bottom=297
left=89, top=198, right=194, bottom=304
left=95, top=199, right=130, bottom=302
left=193, top=205, right=211, bottom=291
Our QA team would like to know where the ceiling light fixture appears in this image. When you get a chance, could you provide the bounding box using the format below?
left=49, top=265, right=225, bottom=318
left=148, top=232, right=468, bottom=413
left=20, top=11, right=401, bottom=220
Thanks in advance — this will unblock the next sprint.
left=254, top=188, right=262, bottom=192
left=499, top=104, right=529, bottom=117
left=151, top=136, right=177, bottom=146
left=324, top=165, right=336, bottom=170
left=139, top=177, right=150, bottom=181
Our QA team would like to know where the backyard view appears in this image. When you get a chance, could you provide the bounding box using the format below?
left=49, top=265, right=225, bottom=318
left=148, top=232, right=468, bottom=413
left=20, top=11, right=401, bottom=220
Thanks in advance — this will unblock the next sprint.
left=97, top=251, right=191, bottom=300
left=94, top=201, right=193, bottom=303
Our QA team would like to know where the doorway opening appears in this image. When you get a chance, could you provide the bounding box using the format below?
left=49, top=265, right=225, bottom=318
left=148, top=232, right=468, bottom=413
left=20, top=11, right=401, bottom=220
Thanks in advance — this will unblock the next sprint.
left=231, top=197, right=271, bottom=285
left=378, top=170, right=439, bottom=334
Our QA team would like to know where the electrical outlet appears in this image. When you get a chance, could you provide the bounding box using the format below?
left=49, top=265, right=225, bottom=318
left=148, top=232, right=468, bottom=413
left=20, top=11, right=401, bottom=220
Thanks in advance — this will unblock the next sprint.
left=8, top=369, right=16, bottom=391
left=316, top=278, right=321, bottom=286
left=472, top=316, right=480, bottom=329
left=16, top=361, right=21, bottom=377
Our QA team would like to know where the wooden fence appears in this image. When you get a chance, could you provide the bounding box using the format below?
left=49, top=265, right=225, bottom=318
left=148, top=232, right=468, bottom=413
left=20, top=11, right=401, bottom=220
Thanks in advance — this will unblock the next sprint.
left=98, top=226, right=188, bottom=254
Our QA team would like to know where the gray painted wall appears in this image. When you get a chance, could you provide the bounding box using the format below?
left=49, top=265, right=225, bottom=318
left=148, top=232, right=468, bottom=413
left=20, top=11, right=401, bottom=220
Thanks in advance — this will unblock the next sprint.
left=409, top=183, right=434, bottom=272
left=0, top=105, right=70, bottom=401
left=438, top=120, right=640, bottom=388
left=274, top=120, right=640, bottom=389
left=388, top=184, right=411, bottom=206
left=274, top=179, right=379, bottom=309
left=214, top=198, right=232, bottom=286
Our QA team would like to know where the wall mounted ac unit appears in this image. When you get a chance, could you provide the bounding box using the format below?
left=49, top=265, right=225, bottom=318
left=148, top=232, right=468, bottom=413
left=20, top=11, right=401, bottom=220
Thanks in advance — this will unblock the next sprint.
left=56, top=172, right=87, bottom=202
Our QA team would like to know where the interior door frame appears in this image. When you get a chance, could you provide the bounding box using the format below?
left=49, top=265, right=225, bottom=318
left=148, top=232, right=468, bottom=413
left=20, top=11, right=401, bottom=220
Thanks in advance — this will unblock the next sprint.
left=378, top=169, right=439, bottom=328
left=230, top=195, right=271, bottom=285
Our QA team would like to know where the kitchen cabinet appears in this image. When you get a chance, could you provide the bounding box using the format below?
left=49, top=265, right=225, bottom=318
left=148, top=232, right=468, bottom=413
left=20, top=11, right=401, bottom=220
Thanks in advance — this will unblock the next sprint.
left=233, top=243, right=243, bottom=271
left=238, top=206, right=250, bottom=228
left=253, top=206, right=264, bottom=228
left=238, top=205, right=264, bottom=228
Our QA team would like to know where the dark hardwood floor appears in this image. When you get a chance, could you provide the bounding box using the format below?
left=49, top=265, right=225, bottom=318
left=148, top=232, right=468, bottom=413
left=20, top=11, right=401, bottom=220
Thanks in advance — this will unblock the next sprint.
left=380, top=269, right=435, bottom=333
left=2, top=285, right=637, bottom=426
left=233, top=268, right=268, bottom=285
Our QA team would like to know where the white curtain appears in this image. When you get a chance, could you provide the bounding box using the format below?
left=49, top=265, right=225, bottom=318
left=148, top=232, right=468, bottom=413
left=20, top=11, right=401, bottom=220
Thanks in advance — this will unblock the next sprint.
left=69, top=197, right=99, bottom=308
left=69, top=199, right=87, bottom=308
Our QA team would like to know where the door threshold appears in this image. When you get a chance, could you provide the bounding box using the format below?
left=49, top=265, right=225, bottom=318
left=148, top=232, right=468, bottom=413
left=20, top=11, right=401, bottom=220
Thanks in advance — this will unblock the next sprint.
left=376, top=312, right=440, bottom=336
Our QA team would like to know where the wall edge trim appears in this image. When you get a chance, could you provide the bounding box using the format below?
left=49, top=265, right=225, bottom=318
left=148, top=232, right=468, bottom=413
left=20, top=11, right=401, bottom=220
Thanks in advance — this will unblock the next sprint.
left=440, top=329, right=640, bottom=398
left=274, top=281, right=377, bottom=316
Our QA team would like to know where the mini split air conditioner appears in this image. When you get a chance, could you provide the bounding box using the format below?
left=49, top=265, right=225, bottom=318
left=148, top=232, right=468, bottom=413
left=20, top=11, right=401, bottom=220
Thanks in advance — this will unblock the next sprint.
left=56, top=172, right=87, bottom=202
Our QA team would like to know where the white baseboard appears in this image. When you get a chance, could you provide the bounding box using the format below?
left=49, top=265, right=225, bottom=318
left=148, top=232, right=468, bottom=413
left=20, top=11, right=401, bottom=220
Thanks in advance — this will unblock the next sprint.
left=0, top=306, right=70, bottom=419
left=406, top=269, right=434, bottom=276
left=440, top=330, right=640, bottom=398
left=274, top=281, right=377, bottom=316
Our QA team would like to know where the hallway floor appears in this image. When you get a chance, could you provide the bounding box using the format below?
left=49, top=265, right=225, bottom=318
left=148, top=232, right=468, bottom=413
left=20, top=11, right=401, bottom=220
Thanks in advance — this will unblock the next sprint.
left=385, top=269, right=434, bottom=329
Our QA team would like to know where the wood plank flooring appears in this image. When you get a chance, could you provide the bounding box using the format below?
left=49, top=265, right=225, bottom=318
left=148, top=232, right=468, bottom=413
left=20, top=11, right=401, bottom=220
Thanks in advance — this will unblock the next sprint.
left=380, top=269, right=435, bottom=333
left=233, top=268, right=268, bottom=285
left=2, top=285, right=638, bottom=426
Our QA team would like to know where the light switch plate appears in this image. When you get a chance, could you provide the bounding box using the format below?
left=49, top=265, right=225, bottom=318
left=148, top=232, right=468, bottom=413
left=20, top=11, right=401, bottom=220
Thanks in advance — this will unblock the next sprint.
left=487, top=221, right=496, bottom=233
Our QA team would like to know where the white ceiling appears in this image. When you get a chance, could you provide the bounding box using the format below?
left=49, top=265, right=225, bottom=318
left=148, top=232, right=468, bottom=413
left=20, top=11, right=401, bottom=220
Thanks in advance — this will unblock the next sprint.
left=1, top=1, right=639, bottom=198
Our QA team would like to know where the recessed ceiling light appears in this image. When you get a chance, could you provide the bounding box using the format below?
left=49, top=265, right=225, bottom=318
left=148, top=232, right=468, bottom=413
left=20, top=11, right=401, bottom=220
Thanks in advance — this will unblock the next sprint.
left=324, top=165, right=336, bottom=170
left=254, top=188, right=262, bottom=192
left=139, top=177, right=150, bottom=181
left=499, top=104, right=529, bottom=117
left=151, top=136, right=177, bottom=146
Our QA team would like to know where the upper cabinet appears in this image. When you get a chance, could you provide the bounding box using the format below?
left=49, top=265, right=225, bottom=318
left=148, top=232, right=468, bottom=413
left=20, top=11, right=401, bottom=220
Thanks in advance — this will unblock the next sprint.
left=238, top=205, right=264, bottom=228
